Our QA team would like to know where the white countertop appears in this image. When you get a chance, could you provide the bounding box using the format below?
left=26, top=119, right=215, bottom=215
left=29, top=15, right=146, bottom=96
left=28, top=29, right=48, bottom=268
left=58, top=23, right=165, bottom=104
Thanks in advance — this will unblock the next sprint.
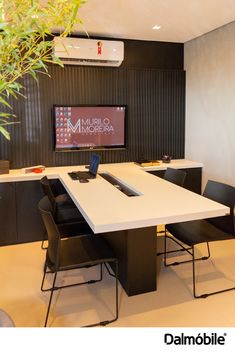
left=139, top=159, right=203, bottom=171
left=1, top=159, right=227, bottom=234
left=0, top=159, right=202, bottom=183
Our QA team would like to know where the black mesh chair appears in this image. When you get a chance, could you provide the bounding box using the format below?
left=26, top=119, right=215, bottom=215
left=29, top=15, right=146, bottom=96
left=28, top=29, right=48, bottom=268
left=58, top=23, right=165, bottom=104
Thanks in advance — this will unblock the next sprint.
left=40, top=176, right=90, bottom=248
left=163, top=167, right=187, bottom=186
left=164, top=180, right=235, bottom=298
left=40, top=176, right=85, bottom=224
left=38, top=196, right=119, bottom=327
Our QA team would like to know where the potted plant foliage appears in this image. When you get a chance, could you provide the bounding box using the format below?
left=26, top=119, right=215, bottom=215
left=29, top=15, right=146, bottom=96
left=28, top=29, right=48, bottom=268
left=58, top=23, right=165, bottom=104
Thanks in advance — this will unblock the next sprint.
left=0, top=0, right=86, bottom=140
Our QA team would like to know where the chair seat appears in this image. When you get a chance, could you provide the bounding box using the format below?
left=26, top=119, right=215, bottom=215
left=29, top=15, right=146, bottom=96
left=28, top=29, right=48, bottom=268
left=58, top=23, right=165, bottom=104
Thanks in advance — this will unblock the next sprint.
left=55, top=194, right=85, bottom=224
left=58, top=222, right=92, bottom=238
left=166, top=219, right=234, bottom=247
left=47, top=235, right=116, bottom=272
left=55, top=193, right=75, bottom=209
left=40, top=176, right=85, bottom=225
left=55, top=208, right=84, bottom=224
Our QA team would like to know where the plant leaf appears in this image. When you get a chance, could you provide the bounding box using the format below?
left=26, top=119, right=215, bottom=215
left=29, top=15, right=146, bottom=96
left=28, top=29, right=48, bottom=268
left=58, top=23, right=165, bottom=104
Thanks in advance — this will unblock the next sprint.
left=0, top=95, right=12, bottom=109
left=0, top=126, right=11, bottom=140
left=0, top=0, right=87, bottom=140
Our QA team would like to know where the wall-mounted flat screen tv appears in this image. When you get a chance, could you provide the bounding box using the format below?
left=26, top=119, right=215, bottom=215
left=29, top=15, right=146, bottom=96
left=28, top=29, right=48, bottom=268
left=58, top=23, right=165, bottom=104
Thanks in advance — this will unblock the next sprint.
left=54, top=105, right=127, bottom=151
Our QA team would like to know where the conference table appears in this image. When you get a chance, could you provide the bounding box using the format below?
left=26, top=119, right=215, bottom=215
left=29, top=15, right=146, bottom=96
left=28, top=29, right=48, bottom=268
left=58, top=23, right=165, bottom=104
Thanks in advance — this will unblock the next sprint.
left=53, top=161, right=229, bottom=296
left=0, top=161, right=229, bottom=296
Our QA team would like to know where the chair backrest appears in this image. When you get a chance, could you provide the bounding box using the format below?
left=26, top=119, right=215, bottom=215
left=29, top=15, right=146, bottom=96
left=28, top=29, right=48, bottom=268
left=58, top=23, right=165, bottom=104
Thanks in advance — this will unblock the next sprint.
left=40, top=176, right=56, bottom=212
left=203, top=180, right=235, bottom=235
left=164, top=168, right=187, bottom=187
left=38, top=196, right=61, bottom=269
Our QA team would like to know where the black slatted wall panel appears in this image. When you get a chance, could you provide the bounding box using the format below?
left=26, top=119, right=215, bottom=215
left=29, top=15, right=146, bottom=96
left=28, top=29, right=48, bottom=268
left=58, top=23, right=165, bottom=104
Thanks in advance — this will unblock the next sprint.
left=0, top=65, right=185, bottom=168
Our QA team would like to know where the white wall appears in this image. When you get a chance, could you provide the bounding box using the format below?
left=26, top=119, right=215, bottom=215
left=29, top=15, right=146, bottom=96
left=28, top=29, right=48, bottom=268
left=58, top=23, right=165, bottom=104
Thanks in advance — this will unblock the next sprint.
left=184, top=21, right=235, bottom=189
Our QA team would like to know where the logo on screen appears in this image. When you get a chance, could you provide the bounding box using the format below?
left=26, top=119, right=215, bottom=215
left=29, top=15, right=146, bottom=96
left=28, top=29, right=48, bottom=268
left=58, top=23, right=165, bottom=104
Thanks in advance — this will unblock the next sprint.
left=67, top=118, right=114, bottom=135
left=67, top=119, right=81, bottom=133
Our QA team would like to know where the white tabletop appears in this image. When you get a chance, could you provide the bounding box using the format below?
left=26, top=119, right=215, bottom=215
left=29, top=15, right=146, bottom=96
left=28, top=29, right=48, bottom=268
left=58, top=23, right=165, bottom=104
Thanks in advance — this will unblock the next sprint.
left=0, top=160, right=228, bottom=233
left=60, top=162, right=227, bottom=233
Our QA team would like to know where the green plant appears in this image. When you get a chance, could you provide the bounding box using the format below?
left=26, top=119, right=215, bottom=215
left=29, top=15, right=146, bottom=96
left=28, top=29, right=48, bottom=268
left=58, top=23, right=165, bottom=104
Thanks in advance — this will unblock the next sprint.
left=0, top=0, right=86, bottom=140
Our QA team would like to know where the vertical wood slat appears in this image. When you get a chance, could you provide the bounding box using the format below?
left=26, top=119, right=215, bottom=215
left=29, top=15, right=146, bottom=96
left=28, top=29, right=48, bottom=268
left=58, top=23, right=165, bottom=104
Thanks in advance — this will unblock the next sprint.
left=0, top=65, right=185, bottom=168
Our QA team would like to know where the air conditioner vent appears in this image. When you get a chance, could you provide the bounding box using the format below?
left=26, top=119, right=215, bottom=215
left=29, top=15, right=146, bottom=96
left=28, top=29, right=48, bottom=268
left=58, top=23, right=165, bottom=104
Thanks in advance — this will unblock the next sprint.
left=61, top=57, right=121, bottom=66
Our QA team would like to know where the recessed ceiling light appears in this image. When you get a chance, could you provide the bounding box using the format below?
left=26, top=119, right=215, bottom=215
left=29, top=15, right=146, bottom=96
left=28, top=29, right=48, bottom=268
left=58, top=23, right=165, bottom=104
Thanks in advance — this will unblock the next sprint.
left=152, top=25, right=161, bottom=30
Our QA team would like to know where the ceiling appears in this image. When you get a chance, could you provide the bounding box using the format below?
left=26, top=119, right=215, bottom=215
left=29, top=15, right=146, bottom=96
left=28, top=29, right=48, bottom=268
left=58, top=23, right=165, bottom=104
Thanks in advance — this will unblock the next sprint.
left=76, top=0, right=235, bottom=43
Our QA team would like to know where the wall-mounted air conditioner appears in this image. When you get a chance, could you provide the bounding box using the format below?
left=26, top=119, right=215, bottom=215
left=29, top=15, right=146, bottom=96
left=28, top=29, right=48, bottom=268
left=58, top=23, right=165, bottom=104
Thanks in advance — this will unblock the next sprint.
left=53, top=37, right=124, bottom=67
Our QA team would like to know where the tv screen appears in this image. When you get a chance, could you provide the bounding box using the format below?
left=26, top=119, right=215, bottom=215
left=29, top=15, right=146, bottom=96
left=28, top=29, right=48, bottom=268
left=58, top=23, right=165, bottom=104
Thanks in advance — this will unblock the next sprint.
left=54, top=105, right=126, bottom=151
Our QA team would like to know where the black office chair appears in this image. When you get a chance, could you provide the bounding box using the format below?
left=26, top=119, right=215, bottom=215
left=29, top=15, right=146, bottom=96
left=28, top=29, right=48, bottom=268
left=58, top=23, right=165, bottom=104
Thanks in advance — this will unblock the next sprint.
left=163, top=167, right=187, bottom=186
left=38, top=196, right=119, bottom=327
left=40, top=176, right=85, bottom=224
left=156, top=167, right=187, bottom=254
left=164, top=180, right=235, bottom=298
left=40, top=176, right=90, bottom=248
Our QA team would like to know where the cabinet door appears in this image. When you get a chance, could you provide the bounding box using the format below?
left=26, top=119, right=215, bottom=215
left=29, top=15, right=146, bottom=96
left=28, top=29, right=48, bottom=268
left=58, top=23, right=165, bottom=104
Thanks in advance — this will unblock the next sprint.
left=0, top=183, right=17, bottom=246
left=16, top=181, right=45, bottom=243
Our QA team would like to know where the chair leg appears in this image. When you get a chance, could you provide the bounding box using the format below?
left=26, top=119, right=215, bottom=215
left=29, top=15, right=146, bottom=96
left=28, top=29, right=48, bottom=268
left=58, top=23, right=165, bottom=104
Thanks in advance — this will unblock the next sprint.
left=100, top=260, right=119, bottom=325
left=44, top=272, right=58, bottom=327
left=41, top=240, right=47, bottom=250
left=42, top=262, right=118, bottom=327
left=41, top=264, right=103, bottom=293
left=41, top=271, right=47, bottom=292
left=163, top=230, right=192, bottom=266
left=159, top=228, right=192, bottom=257
left=192, top=244, right=235, bottom=299
left=104, top=262, right=116, bottom=278
left=41, top=263, right=49, bottom=292
left=163, top=229, right=168, bottom=267
left=163, top=229, right=193, bottom=266
left=103, top=260, right=119, bottom=324
left=164, top=228, right=211, bottom=267
left=191, top=245, right=208, bottom=299
left=84, top=260, right=119, bottom=327
left=192, top=245, right=198, bottom=298
left=157, top=233, right=192, bottom=256
left=115, top=260, right=119, bottom=322
left=205, top=242, right=210, bottom=259
left=41, top=231, right=48, bottom=250
left=100, top=263, right=103, bottom=281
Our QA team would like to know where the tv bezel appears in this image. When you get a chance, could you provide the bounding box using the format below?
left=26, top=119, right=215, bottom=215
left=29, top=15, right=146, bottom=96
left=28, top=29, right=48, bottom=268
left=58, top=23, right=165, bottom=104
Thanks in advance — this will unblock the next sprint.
left=53, top=104, right=127, bottom=152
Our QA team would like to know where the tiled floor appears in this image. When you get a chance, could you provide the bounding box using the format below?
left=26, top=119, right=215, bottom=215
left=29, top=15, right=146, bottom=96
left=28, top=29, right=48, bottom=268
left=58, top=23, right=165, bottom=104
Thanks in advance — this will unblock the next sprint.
left=1, top=236, right=235, bottom=327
